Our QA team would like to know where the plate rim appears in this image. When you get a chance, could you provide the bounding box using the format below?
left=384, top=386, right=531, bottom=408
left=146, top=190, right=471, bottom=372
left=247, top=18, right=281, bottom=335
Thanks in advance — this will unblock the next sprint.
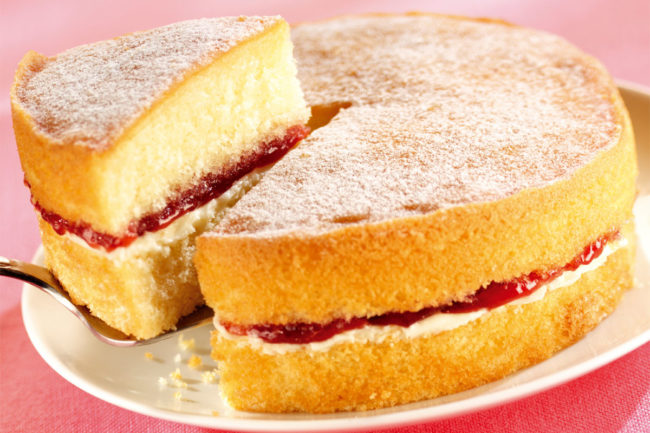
left=20, top=81, right=650, bottom=432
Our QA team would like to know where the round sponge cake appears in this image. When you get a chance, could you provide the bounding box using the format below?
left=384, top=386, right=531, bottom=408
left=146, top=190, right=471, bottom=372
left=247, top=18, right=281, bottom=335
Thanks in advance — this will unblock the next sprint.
left=195, top=13, right=638, bottom=412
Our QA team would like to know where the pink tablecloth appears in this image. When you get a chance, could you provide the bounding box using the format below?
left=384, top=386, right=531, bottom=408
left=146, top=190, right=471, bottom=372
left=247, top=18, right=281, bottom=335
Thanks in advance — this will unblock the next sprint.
left=1, top=1, right=648, bottom=431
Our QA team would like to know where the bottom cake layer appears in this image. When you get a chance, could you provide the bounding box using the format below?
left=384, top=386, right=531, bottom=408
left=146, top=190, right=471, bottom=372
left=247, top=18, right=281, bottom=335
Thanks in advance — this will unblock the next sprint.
left=39, top=169, right=264, bottom=339
left=211, top=229, right=635, bottom=413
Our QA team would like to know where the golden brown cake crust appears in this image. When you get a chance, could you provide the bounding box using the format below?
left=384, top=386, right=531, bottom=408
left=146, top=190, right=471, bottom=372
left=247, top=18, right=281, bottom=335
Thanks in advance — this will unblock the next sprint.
left=196, top=13, right=637, bottom=326
left=211, top=235, right=635, bottom=413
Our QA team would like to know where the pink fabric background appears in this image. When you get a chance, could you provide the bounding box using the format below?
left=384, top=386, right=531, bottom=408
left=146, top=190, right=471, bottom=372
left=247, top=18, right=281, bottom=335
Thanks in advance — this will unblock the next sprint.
left=1, top=0, right=648, bottom=431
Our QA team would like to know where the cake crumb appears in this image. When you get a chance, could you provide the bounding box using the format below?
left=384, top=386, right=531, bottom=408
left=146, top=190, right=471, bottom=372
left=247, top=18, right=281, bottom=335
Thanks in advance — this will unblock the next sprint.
left=157, top=377, right=168, bottom=388
left=201, top=369, right=219, bottom=384
left=211, top=410, right=220, bottom=416
left=174, top=391, right=182, bottom=401
left=174, top=353, right=182, bottom=364
left=178, top=334, right=195, bottom=351
left=144, top=352, right=154, bottom=360
left=169, top=368, right=188, bottom=388
left=188, top=354, right=202, bottom=369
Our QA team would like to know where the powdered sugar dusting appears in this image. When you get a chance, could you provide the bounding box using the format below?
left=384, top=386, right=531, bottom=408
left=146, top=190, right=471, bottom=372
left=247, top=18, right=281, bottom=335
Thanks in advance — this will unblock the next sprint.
left=16, top=16, right=279, bottom=149
left=292, top=15, right=616, bottom=110
left=214, top=15, right=620, bottom=236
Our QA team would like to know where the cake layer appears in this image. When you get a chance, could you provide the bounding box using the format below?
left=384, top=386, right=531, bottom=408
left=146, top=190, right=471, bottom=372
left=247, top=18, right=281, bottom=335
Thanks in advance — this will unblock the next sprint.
left=33, top=125, right=308, bottom=251
left=196, top=104, right=636, bottom=326
left=12, top=17, right=309, bottom=235
left=211, top=231, right=635, bottom=412
left=217, top=230, right=622, bottom=347
left=39, top=168, right=264, bottom=338
left=197, top=14, right=636, bottom=326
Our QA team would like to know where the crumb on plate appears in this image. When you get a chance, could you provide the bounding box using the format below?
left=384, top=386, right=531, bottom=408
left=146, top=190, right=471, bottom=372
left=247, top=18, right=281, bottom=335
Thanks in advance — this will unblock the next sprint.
left=188, top=354, right=202, bottom=369
left=201, top=369, right=219, bottom=384
left=178, top=334, right=195, bottom=351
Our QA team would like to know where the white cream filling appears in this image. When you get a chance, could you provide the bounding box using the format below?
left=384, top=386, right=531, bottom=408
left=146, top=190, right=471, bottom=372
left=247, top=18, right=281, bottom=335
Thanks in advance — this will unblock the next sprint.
left=62, top=169, right=265, bottom=261
left=215, top=236, right=627, bottom=355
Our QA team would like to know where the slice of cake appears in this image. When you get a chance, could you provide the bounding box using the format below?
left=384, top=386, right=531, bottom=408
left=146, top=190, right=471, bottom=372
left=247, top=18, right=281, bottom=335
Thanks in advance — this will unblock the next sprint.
left=195, top=13, right=637, bottom=412
left=11, top=16, right=309, bottom=338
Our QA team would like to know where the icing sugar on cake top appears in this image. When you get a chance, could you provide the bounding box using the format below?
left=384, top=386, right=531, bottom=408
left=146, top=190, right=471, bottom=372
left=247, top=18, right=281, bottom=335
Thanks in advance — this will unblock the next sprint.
left=292, top=14, right=617, bottom=109
left=15, top=16, right=279, bottom=149
left=214, top=14, right=621, bottom=236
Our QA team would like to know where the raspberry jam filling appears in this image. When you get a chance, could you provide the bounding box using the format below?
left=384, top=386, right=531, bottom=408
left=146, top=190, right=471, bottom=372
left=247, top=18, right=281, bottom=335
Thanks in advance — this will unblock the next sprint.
left=223, top=231, right=619, bottom=344
left=31, top=125, right=309, bottom=252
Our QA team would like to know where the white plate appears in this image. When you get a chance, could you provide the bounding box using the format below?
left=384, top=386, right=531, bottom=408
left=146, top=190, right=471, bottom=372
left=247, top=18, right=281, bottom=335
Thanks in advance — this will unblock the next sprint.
left=21, top=83, right=650, bottom=432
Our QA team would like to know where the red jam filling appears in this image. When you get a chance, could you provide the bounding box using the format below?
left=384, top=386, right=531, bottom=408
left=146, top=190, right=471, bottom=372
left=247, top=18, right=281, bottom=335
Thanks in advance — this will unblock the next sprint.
left=30, top=125, right=309, bottom=252
left=223, top=230, right=619, bottom=344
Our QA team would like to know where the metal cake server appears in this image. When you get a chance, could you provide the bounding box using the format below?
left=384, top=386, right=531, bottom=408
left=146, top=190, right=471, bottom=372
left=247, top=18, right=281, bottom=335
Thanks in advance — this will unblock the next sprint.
left=0, top=256, right=213, bottom=347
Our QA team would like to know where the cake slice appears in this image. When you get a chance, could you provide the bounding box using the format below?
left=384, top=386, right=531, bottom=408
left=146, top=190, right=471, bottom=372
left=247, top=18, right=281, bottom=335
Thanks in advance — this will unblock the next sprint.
left=11, top=16, right=309, bottom=338
left=195, top=14, right=637, bottom=412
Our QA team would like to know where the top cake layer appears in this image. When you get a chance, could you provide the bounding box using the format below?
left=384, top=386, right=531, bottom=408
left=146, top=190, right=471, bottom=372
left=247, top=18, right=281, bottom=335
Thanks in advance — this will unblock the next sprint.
left=196, top=14, right=636, bottom=326
left=14, top=16, right=279, bottom=149
left=215, top=100, right=618, bottom=237
left=214, top=14, right=621, bottom=237
left=12, top=16, right=309, bottom=236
